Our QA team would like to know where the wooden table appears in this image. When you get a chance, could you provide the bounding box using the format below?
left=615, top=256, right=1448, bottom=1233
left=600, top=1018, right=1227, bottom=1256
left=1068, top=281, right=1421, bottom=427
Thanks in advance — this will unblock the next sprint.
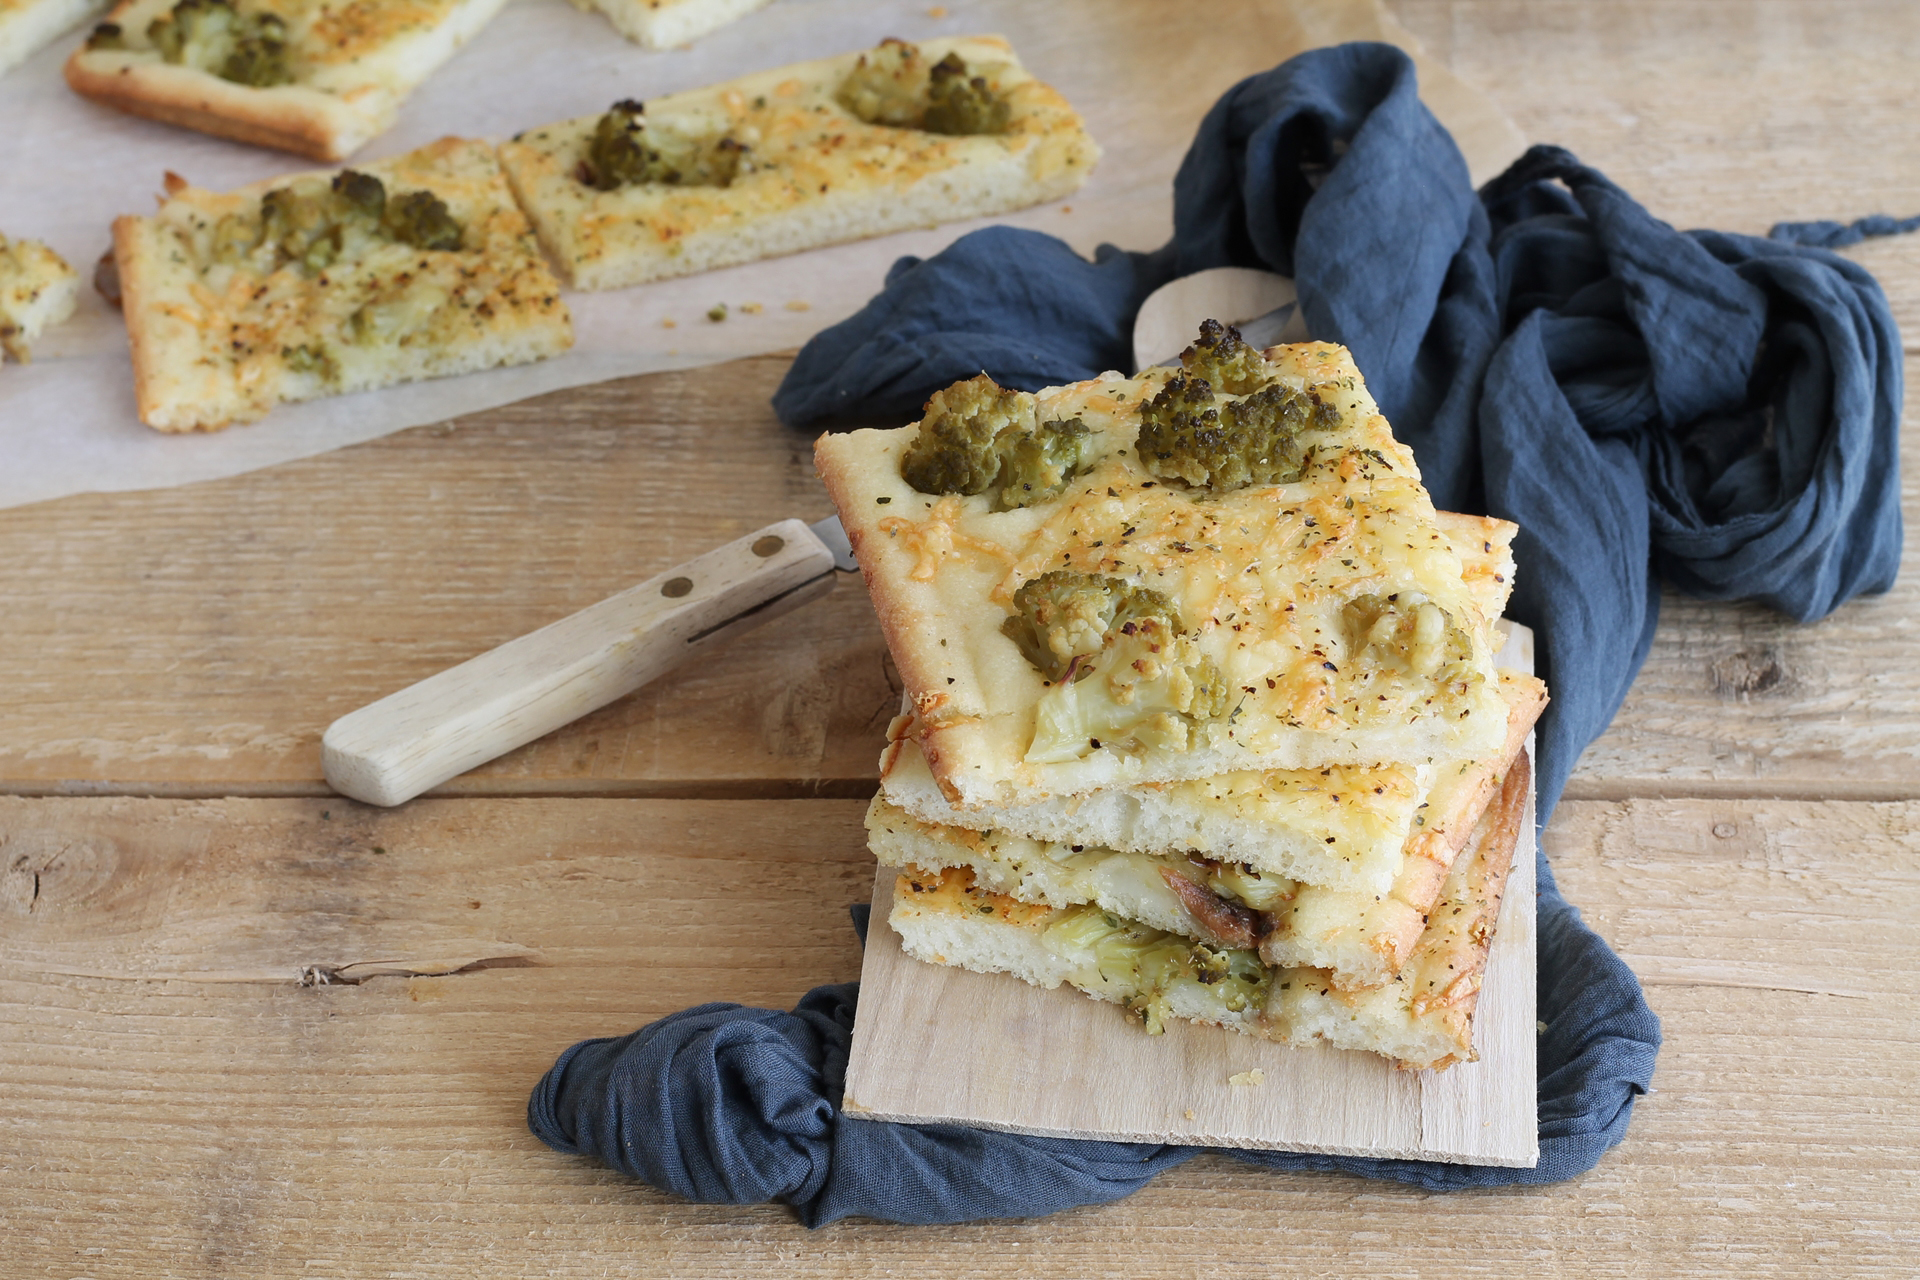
left=5, top=2, right=1918, bottom=1274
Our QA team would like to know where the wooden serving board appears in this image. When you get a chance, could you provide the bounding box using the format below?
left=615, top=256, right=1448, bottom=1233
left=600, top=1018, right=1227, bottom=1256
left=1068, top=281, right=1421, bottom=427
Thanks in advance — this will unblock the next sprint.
left=841, top=627, right=1538, bottom=1166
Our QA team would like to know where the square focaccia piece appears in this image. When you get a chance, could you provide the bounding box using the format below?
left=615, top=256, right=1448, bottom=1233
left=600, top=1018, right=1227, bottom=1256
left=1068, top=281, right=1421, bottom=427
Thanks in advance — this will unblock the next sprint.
left=1, top=0, right=109, bottom=79
left=65, top=0, right=511, bottom=160
left=816, top=333, right=1515, bottom=810
left=0, top=233, right=81, bottom=363
left=569, top=0, right=773, bottom=49
left=497, top=35, right=1099, bottom=290
left=114, top=136, right=572, bottom=432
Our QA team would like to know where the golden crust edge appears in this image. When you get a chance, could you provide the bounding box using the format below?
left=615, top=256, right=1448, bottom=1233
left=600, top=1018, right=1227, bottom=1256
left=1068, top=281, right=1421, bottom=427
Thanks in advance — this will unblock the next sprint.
left=65, top=51, right=365, bottom=160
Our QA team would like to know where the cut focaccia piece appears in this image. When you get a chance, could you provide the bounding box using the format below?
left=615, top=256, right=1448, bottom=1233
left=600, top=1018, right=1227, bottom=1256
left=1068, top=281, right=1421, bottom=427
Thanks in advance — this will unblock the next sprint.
left=886, top=749, right=1527, bottom=1069
left=0, top=233, right=81, bottom=363
left=870, top=685, right=1537, bottom=988
left=1, top=0, right=107, bottom=79
left=498, top=35, right=1099, bottom=290
left=818, top=336, right=1511, bottom=810
left=65, top=0, right=511, bottom=160
left=571, top=0, right=772, bottom=49
left=115, top=136, right=572, bottom=431
left=1265, top=756, right=1526, bottom=1069
left=876, top=517, right=1525, bottom=891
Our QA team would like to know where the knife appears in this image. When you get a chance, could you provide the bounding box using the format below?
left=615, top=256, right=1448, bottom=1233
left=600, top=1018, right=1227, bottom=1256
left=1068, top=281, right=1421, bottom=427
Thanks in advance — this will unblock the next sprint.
left=321, top=515, right=858, bottom=807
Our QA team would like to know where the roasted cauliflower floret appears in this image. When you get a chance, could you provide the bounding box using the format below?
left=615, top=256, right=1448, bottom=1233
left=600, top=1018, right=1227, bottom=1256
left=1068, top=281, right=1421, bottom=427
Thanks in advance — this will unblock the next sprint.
left=924, top=51, right=1011, bottom=135
left=245, top=170, right=465, bottom=276
left=579, top=100, right=746, bottom=191
left=838, top=41, right=1010, bottom=135
left=1001, top=570, right=1179, bottom=682
left=147, top=0, right=291, bottom=88
left=901, top=374, right=1093, bottom=511
left=1342, top=591, right=1479, bottom=682
left=1135, top=321, right=1342, bottom=490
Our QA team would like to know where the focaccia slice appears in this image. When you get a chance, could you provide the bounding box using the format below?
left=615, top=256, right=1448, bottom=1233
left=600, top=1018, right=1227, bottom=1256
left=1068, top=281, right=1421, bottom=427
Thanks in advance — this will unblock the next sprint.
left=886, top=749, right=1527, bottom=1069
left=871, top=685, right=1536, bottom=988
left=66, top=0, right=510, bottom=159
left=1, top=0, right=108, bottom=78
left=0, top=233, right=81, bottom=363
left=115, top=136, right=572, bottom=431
left=498, top=36, right=1099, bottom=290
left=569, top=0, right=772, bottom=49
left=818, top=335, right=1511, bottom=810
left=876, top=516, right=1527, bottom=893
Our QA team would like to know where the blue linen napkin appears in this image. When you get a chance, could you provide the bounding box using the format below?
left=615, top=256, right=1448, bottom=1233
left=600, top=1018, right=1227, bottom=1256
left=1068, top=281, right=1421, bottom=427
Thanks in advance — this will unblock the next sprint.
left=529, top=42, right=1906, bottom=1225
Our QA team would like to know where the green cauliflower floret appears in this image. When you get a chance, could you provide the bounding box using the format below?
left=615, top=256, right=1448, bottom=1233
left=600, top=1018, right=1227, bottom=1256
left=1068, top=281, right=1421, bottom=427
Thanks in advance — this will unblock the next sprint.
left=900, top=374, right=1093, bottom=510
left=835, top=39, right=930, bottom=128
left=837, top=42, right=1010, bottom=135
left=923, top=52, right=1011, bottom=135
left=1342, top=592, right=1479, bottom=684
left=1135, top=324, right=1340, bottom=490
left=252, top=170, right=463, bottom=275
left=1177, top=317, right=1271, bottom=394
left=85, top=22, right=127, bottom=48
left=1000, top=570, right=1179, bottom=682
left=580, top=100, right=745, bottom=191
left=148, top=0, right=291, bottom=87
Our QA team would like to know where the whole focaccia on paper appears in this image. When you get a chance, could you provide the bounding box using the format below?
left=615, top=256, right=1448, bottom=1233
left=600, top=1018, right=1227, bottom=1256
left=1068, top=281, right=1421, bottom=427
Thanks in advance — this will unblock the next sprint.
left=65, top=0, right=512, bottom=159
left=114, top=136, right=573, bottom=432
left=815, top=330, right=1515, bottom=810
left=0, top=0, right=108, bottom=79
left=570, top=0, right=773, bottom=50
left=497, top=36, right=1100, bottom=290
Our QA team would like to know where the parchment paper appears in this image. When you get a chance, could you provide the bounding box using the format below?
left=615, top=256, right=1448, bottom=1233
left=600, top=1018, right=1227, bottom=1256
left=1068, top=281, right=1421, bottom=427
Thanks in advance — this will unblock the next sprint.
left=0, top=0, right=1523, bottom=511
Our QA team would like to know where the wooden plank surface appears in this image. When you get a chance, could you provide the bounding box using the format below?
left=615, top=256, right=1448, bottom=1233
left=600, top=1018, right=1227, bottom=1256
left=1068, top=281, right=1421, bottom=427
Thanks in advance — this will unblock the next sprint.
left=4, top=796, right=1916, bottom=1274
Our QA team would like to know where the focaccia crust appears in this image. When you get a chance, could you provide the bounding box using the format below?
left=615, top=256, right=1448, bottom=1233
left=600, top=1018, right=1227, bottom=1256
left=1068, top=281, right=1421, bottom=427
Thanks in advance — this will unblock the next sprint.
left=498, top=36, right=1099, bottom=289
left=568, top=0, right=773, bottom=49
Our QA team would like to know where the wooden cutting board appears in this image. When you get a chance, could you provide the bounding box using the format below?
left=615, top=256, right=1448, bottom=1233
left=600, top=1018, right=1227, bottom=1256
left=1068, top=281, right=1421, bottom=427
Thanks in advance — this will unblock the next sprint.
left=841, top=626, right=1538, bottom=1167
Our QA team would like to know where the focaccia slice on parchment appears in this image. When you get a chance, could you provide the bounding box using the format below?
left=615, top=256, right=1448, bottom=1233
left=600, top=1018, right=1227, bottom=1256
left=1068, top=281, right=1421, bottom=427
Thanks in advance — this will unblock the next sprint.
left=817, top=335, right=1512, bottom=810
left=65, top=0, right=511, bottom=159
left=0, top=233, right=81, bottom=363
left=1, top=0, right=108, bottom=79
left=498, top=35, right=1099, bottom=290
left=115, top=136, right=572, bottom=431
left=870, top=679, right=1538, bottom=988
left=886, top=748, right=1529, bottom=1069
left=569, top=0, right=772, bottom=49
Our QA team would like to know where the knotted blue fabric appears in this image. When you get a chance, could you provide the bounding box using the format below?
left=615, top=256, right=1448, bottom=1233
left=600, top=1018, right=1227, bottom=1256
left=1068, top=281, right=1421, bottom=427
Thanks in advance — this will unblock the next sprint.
left=530, top=42, right=1906, bottom=1224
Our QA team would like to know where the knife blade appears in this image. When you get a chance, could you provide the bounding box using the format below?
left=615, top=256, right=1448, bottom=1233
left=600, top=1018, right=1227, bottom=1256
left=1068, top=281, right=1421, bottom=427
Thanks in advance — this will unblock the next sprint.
left=322, top=515, right=858, bottom=807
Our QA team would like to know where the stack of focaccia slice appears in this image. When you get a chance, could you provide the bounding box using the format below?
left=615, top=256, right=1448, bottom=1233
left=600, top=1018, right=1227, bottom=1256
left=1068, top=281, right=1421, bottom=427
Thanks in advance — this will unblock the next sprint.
left=815, top=325, right=1547, bottom=1070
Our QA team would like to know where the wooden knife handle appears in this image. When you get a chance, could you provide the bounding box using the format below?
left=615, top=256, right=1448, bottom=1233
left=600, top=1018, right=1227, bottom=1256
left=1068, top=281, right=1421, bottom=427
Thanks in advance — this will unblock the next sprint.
left=321, top=518, right=837, bottom=807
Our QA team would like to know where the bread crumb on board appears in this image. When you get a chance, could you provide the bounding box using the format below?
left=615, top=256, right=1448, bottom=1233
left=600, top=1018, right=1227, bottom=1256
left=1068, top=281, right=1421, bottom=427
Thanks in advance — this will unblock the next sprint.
left=1229, top=1069, right=1266, bottom=1087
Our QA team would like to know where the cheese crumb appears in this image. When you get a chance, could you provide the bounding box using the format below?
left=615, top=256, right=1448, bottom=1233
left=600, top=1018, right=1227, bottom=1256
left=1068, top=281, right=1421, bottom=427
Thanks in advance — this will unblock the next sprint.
left=1183, top=1108, right=1196, bottom=1120
left=1228, top=1069, right=1265, bottom=1087
left=661, top=317, right=677, bottom=329
left=740, top=301, right=764, bottom=314
left=785, top=299, right=811, bottom=312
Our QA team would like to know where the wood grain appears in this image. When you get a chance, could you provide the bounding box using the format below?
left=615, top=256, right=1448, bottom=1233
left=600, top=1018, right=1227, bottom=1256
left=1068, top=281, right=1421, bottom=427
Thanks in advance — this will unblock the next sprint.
left=4, top=795, right=1915, bottom=1275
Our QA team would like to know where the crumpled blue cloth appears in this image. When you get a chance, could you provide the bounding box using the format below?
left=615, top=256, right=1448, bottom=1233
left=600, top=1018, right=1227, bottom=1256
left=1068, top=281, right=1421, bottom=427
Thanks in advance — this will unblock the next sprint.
left=531, top=42, right=1906, bottom=1225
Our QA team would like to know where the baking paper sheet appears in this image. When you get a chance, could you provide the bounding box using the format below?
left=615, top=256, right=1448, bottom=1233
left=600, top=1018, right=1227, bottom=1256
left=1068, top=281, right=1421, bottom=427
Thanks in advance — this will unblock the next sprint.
left=0, top=0, right=1522, bottom=511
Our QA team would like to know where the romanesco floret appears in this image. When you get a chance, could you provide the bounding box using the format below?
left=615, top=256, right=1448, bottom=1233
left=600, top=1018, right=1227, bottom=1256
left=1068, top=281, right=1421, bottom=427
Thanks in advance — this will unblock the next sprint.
left=1135, top=321, right=1342, bottom=490
left=1000, top=570, right=1178, bottom=682
left=148, top=0, right=290, bottom=87
left=1342, top=592, right=1479, bottom=683
left=580, top=101, right=745, bottom=191
left=923, top=52, right=1011, bottom=135
left=900, top=375, right=1093, bottom=510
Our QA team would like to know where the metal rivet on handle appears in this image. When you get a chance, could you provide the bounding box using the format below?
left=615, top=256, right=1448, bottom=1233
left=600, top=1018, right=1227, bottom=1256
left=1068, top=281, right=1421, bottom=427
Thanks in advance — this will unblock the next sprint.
left=661, top=577, right=693, bottom=598
left=752, top=535, right=785, bottom=558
